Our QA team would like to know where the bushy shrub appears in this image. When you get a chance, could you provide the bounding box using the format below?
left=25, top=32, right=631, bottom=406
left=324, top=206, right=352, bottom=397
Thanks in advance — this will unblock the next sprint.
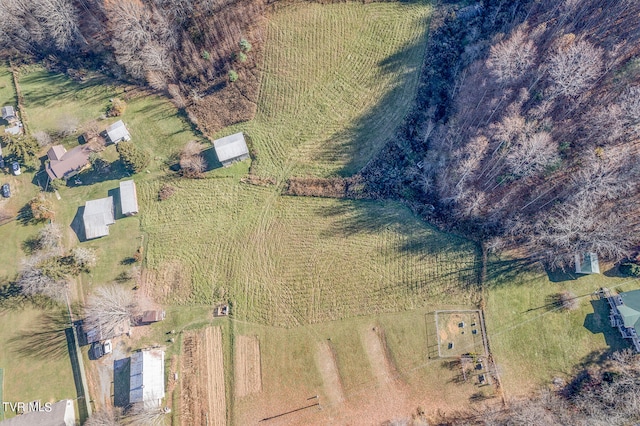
left=117, top=141, right=150, bottom=173
left=228, top=70, right=238, bottom=82
left=107, top=98, right=127, bottom=117
left=239, top=38, right=252, bottom=52
left=158, top=184, right=176, bottom=201
left=620, top=262, right=640, bottom=277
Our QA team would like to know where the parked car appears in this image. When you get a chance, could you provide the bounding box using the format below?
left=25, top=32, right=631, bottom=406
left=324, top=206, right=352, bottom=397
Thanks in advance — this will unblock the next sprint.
left=92, top=341, right=104, bottom=359
left=103, top=339, right=112, bottom=355
left=11, top=161, right=20, bottom=176
left=1, top=183, right=9, bottom=198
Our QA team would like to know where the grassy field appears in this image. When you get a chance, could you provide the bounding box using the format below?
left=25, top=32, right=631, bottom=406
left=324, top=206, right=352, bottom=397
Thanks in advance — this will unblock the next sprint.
left=0, top=307, right=77, bottom=419
left=485, top=259, right=640, bottom=397
left=232, top=308, right=495, bottom=425
left=140, top=177, right=478, bottom=326
left=221, top=1, right=432, bottom=178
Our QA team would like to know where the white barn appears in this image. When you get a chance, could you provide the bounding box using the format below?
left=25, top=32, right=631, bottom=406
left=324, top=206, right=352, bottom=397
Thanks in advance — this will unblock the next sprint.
left=119, top=180, right=139, bottom=216
left=106, top=120, right=131, bottom=144
left=83, top=197, right=115, bottom=240
left=129, top=348, right=165, bottom=407
left=213, top=132, right=249, bottom=167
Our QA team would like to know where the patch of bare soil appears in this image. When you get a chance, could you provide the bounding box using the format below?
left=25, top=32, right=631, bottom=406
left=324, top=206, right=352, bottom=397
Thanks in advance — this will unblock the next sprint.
left=234, top=335, right=262, bottom=398
left=180, top=327, right=226, bottom=426
left=315, top=340, right=345, bottom=405
left=146, top=260, right=192, bottom=304
left=363, top=326, right=399, bottom=386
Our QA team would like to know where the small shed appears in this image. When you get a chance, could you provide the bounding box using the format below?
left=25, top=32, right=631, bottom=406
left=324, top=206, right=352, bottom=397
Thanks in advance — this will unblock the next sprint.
left=0, top=400, right=75, bottom=426
left=106, top=120, right=131, bottom=144
left=83, top=318, right=131, bottom=345
left=1, top=105, right=16, bottom=122
left=129, top=348, right=165, bottom=407
left=83, top=197, right=115, bottom=240
left=140, top=310, right=165, bottom=324
left=4, top=123, right=22, bottom=135
left=575, top=252, right=600, bottom=274
left=119, top=180, right=139, bottom=216
left=213, top=132, right=249, bottom=167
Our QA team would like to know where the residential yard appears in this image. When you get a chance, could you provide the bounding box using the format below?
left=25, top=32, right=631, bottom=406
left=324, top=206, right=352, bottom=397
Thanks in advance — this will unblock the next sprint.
left=0, top=307, right=77, bottom=419
left=220, top=0, right=433, bottom=178
left=485, top=259, right=640, bottom=397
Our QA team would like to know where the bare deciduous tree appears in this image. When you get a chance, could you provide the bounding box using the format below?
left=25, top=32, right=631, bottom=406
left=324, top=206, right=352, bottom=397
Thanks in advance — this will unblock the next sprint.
left=37, top=222, right=63, bottom=254
left=17, top=254, right=69, bottom=301
left=505, top=132, right=559, bottom=178
left=32, top=130, right=52, bottom=147
left=121, top=402, right=167, bottom=426
left=71, top=247, right=97, bottom=270
left=84, top=407, right=121, bottom=426
left=486, top=27, right=537, bottom=83
left=84, top=284, right=139, bottom=339
left=179, top=140, right=207, bottom=178
left=547, top=39, right=603, bottom=97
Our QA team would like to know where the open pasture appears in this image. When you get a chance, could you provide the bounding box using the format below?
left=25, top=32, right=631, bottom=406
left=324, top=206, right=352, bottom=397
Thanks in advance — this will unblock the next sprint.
left=220, top=0, right=433, bottom=178
left=140, top=178, right=479, bottom=326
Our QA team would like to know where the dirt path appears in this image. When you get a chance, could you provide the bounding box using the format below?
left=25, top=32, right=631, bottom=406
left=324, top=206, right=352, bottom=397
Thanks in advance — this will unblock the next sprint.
left=315, top=341, right=344, bottom=405
left=363, top=327, right=397, bottom=386
left=181, top=326, right=226, bottom=426
left=234, top=335, right=262, bottom=397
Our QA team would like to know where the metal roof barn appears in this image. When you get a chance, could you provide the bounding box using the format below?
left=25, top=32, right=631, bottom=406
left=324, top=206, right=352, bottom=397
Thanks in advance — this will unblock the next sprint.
left=119, top=180, right=139, bottom=216
left=129, top=348, right=165, bottom=407
left=213, top=132, right=249, bottom=166
left=83, top=197, right=115, bottom=240
left=106, top=120, right=131, bottom=144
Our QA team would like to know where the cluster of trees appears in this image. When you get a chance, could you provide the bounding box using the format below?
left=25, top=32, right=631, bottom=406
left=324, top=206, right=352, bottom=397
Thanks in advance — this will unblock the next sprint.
left=15, top=223, right=97, bottom=301
left=364, top=0, right=640, bottom=268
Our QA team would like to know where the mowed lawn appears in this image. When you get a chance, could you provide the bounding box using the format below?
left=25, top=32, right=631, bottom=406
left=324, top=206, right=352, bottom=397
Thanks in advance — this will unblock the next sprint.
left=485, top=260, right=640, bottom=396
left=0, top=307, right=76, bottom=419
left=220, top=1, right=433, bottom=178
left=140, top=178, right=478, bottom=326
left=232, top=308, right=493, bottom=425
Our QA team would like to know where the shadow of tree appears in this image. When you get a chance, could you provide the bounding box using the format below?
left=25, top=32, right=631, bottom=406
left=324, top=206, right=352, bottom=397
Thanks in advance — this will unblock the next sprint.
left=8, top=309, right=70, bottom=360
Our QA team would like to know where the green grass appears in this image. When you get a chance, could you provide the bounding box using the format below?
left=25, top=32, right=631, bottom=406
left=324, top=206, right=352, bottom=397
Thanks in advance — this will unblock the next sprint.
left=140, top=178, right=478, bottom=326
left=220, top=1, right=432, bottom=178
left=485, top=259, right=640, bottom=396
left=0, top=307, right=76, bottom=418
left=232, top=308, right=493, bottom=424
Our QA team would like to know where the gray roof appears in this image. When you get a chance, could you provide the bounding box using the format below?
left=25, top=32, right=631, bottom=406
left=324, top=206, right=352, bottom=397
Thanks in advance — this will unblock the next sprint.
left=213, top=132, right=249, bottom=163
left=575, top=252, right=600, bottom=274
left=83, top=197, right=115, bottom=240
left=106, top=120, right=131, bottom=143
left=0, top=400, right=75, bottom=426
left=130, top=349, right=165, bottom=406
left=2, top=106, right=15, bottom=119
left=119, top=180, right=139, bottom=215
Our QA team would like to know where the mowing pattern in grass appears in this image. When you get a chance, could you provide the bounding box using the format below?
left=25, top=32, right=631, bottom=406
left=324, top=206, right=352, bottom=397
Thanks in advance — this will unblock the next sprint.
left=221, top=1, right=432, bottom=178
left=140, top=179, right=477, bottom=326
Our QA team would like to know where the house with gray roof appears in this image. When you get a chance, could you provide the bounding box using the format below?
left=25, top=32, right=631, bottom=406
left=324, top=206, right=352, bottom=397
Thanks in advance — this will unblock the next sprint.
left=129, top=348, right=165, bottom=407
left=119, top=180, right=139, bottom=216
left=0, top=399, right=75, bottom=426
left=106, top=120, right=131, bottom=144
left=213, top=132, right=249, bottom=167
left=83, top=197, right=115, bottom=240
left=1, top=106, right=16, bottom=123
left=602, top=288, right=640, bottom=352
